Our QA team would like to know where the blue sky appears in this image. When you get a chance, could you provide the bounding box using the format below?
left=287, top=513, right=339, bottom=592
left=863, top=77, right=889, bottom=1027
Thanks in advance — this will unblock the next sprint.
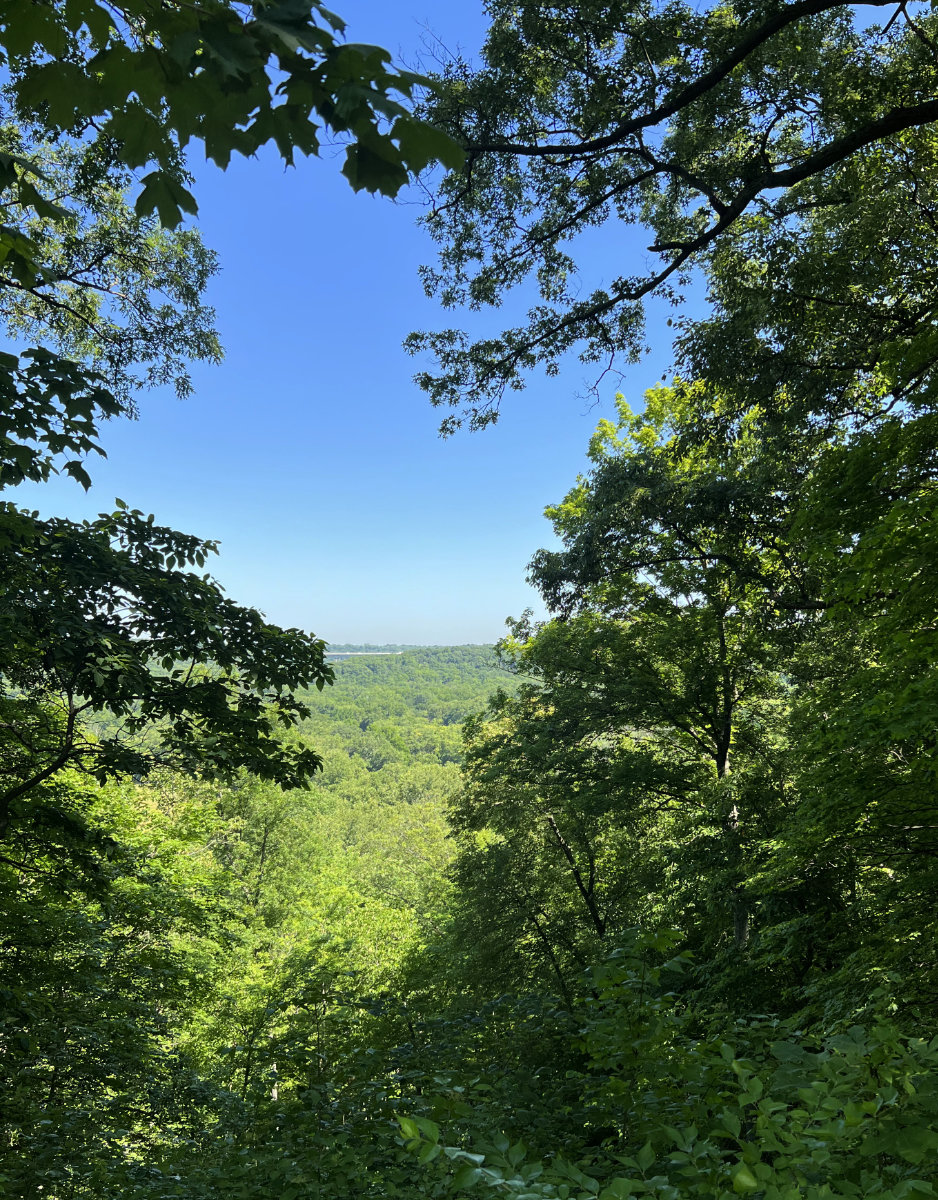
left=13, top=0, right=685, bottom=645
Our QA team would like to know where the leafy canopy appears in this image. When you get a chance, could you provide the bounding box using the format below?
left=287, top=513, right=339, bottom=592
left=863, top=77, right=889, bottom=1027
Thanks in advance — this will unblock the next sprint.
left=411, top=0, right=938, bottom=430
left=2, top=0, right=464, bottom=230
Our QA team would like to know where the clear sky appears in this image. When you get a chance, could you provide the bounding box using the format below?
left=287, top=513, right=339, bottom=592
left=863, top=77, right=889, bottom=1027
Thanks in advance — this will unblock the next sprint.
left=11, top=0, right=685, bottom=646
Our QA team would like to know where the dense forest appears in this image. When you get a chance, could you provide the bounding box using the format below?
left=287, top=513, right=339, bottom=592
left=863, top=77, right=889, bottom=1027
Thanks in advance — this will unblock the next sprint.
left=2, top=648, right=520, bottom=1196
left=3, top=1, right=938, bottom=1199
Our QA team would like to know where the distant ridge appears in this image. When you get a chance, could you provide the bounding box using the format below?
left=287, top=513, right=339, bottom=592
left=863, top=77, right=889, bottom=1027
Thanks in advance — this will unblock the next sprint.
left=324, top=650, right=403, bottom=660
left=326, top=643, right=424, bottom=653
left=325, top=643, right=493, bottom=653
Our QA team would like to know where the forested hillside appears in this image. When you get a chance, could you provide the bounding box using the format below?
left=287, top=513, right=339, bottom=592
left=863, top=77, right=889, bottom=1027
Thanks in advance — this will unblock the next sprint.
left=1, top=647, right=516, bottom=1195
left=3, top=2, right=938, bottom=1199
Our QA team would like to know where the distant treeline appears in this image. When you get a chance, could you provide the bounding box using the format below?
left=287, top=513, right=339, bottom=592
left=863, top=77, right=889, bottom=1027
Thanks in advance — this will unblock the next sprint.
left=326, top=642, right=492, bottom=653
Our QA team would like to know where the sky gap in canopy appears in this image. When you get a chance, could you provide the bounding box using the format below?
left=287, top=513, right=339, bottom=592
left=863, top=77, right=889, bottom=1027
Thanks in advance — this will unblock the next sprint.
left=8, top=0, right=691, bottom=645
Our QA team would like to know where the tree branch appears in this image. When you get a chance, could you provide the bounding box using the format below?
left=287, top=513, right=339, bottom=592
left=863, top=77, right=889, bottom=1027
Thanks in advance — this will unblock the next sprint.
left=466, top=0, right=897, bottom=158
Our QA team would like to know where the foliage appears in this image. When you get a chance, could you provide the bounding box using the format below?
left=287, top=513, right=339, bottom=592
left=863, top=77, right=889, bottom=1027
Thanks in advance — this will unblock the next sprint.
left=0, top=131, right=221, bottom=488
left=409, top=0, right=938, bottom=1016
left=444, top=388, right=807, bottom=1006
left=0, top=647, right=513, bottom=1198
left=0, top=500, right=333, bottom=834
left=2, top=0, right=462, bottom=229
left=0, top=0, right=465, bottom=885
left=0, top=123, right=222, bottom=425
left=0, top=773, right=230, bottom=1197
left=411, top=0, right=938, bottom=430
left=4, top=0, right=938, bottom=1195
left=0, top=0, right=462, bottom=484
left=403, top=935, right=938, bottom=1200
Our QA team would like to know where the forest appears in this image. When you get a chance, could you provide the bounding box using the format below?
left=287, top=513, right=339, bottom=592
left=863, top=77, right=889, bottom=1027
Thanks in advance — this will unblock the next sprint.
left=2, top=1, right=938, bottom=1198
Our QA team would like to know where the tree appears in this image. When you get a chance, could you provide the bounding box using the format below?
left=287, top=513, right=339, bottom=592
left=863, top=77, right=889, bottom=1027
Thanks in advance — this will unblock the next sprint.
left=0, top=130, right=221, bottom=490
left=406, top=0, right=938, bottom=1013
left=410, top=0, right=938, bottom=430
left=0, top=502, right=334, bottom=839
left=3, top=0, right=460, bottom=224
left=1, top=648, right=501, bottom=1198
left=0, top=771, right=233, bottom=1198
left=0, top=0, right=461, bottom=825
left=1, top=0, right=462, bottom=486
left=447, top=386, right=815, bottom=1005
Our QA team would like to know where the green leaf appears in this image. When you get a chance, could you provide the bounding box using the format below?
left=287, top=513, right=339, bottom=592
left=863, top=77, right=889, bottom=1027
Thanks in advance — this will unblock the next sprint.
left=732, top=1165, right=760, bottom=1193
left=719, top=1110, right=742, bottom=1139
left=600, top=1182, right=638, bottom=1200
left=341, top=140, right=407, bottom=196
left=414, top=1117, right=440, bottom=1142
left=771, top=1041, right=807, bottom=1063
left=398, top=1117, right=420, bottom=1141
left=452, top=1164, right=482, bottom=1189
left=395, top=117, right=465, bottom=174
left=134, top=171, right=199, bottom=227
left=64, top=460, right=92, bottom=490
